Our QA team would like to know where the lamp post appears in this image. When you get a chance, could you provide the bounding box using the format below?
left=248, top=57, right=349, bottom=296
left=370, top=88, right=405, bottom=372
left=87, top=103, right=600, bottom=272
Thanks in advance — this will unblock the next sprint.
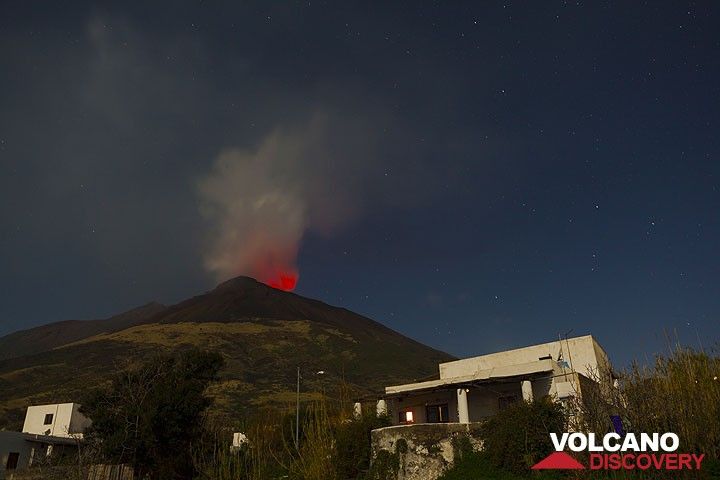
left=295, top=366, right=300, bottom=449
left=295, top=367, right=327, bottom=450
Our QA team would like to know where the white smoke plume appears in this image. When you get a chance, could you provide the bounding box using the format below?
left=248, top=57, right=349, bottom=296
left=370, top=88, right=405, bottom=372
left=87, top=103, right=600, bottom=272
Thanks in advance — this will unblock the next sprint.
left=198, top=112, right=382, bottom=289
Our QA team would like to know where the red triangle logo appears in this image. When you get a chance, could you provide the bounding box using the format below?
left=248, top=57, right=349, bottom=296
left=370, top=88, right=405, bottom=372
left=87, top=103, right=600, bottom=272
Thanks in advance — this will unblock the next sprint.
left=531, top=451, right=586, bottom=470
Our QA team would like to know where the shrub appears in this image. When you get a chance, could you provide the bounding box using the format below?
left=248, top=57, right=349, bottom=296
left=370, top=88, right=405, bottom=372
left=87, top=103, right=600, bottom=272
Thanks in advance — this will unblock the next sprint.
left=479, top=397, right=566, bottom=475
left=439, top=435, right=559, bottom=480
left=81, top=349, right=224, bottom=479
left=335, top=410, right=391, bottom=478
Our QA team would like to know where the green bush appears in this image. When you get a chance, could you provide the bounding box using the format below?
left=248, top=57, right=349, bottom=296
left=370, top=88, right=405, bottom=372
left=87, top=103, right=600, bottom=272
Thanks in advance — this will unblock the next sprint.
left=335, top=410, right=391, bottom=478
left=439, top=435, right=558, bottom=480
left=479, top=397, right=566, bottom=475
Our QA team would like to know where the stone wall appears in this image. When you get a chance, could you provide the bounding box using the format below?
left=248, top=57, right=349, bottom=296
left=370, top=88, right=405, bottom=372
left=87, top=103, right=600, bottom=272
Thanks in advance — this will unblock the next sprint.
left=369, top=423, right=483, bottom=480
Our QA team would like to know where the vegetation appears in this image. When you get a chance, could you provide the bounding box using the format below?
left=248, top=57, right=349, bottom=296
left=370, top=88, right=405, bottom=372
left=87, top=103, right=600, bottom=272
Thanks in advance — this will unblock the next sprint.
left=576, top=345, right=720, bottom=467
left=80, top=349, right=225, bottom=479
left=7, top=340, right=720, bottom=480
left=480, top=397, right=566, bottom=474
left=438, top=440, right=539, bottom=480
left=193, top=400, right=391, bottom=480
left=619, top=348, right=719, bottom=460
left=0, top=276, right=452, bottom=431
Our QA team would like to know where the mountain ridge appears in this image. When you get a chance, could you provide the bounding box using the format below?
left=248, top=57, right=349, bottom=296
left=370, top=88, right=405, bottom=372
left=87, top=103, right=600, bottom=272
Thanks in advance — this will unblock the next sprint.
left=0, top=302, right=167, bottom=361
left=0, top=276, right=454, bottom=429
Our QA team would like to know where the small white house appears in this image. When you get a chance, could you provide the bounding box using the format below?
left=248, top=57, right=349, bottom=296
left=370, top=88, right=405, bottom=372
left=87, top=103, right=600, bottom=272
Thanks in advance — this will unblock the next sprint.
left=381, top=335, right=614, bottom=425
left=21, top=403, right=90, bottom=438
left=1, top=403, right=90, bottom=479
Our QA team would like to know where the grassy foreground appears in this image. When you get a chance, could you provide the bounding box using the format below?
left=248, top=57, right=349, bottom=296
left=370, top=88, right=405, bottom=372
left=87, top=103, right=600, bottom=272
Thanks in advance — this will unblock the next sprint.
left=9, top=344, right=720, bottom=479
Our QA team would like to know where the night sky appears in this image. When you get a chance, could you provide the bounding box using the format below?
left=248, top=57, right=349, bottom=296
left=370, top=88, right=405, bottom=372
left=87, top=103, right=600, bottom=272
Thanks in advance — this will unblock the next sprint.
left=2, top=1, right=719, bottom=366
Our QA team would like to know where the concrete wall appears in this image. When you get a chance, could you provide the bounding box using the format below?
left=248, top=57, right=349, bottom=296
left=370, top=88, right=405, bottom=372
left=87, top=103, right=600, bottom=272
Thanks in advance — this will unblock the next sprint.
left=439, top=335, right=608, bottom=381
left=466, top=382, right=521, bottom=420
left=0, top=432, right=33, bottom=480
left=531, top=376, right=553, bottom=399
left=22, top=403, right=90, bottom=438
left=370, top=423, right=483, bottom=480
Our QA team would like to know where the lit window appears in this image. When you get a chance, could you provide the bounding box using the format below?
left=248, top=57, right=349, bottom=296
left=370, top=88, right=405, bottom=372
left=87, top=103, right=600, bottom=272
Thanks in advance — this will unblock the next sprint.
left=405, top=411, right=414, bottom=423
left=43, top=413, right=53, bottom=425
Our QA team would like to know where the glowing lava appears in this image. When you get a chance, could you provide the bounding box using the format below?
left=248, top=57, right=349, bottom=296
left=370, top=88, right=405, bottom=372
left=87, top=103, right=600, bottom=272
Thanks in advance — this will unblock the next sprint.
left=266, top=271, right=299, bottom=291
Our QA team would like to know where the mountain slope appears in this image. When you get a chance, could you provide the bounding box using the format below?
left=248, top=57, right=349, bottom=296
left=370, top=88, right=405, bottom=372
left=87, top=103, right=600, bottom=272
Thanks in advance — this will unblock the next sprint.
left=0, top=277, right=453, bottom=429
left=0, top=302, right=166, bottom=361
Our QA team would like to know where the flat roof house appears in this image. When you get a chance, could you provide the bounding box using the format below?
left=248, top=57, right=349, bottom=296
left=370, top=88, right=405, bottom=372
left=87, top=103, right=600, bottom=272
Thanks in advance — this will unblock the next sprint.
left=0, top=403, right=90, bottom=479
left=369, top=335, right=616, bottom=480
left=383, top=335, right=614, bottom=425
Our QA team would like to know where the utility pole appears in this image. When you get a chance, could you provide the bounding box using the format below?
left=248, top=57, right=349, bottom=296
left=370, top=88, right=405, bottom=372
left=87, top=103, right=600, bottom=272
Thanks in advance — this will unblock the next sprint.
left=295, top=366, right=300, bottom=449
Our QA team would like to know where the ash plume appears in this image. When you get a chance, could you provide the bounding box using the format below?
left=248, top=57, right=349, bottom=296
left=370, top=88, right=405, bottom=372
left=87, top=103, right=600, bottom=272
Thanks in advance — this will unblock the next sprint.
left=198, top=113, right=385, bottom=289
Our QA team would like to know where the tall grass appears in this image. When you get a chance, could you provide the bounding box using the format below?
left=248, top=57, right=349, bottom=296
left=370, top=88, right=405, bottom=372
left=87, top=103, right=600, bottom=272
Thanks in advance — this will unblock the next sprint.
left=577, top=345, right=720, bottom=461
left=191, top=396, right=389, bottom=480
left=285, top=401, right=337, bottom=480
left=192, top=411, right=288, bottom=480
left=568, top=345, right=720, bottom=479
left=622, top=347, right=720, bottom=460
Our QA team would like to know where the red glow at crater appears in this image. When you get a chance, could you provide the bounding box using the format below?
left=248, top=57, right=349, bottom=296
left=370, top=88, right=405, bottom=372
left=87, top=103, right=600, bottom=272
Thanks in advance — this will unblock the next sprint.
left=266, top=271, right=299, bottom=291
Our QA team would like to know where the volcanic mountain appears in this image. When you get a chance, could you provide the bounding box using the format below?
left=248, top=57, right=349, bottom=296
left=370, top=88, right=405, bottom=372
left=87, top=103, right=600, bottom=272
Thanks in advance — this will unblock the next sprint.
left=0, top=277, right=452, bottom=429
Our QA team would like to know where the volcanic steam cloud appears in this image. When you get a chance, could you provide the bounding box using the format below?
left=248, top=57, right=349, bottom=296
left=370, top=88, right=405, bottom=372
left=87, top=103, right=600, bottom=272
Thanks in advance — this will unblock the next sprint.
left=198, top=113, right=381, bottom=291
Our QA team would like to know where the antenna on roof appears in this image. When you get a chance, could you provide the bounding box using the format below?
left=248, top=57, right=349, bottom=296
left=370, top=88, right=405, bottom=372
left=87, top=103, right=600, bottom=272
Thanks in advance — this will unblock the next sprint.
left=558, top=330, right=573, bottom=381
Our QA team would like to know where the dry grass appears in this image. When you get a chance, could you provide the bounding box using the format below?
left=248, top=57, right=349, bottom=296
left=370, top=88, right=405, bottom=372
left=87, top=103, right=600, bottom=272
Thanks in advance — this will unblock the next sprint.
left=572, top=344, right=720, bottom=478
left=621, top=347, right=720, bottom=458
left=193, top=377, right=385, bottom=480
left=285, top=402, right=338, bottom=480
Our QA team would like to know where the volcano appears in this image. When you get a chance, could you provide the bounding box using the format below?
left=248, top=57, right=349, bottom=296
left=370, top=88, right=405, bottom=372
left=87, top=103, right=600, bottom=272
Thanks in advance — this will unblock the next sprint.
left=265, top=270, right=298, bottom=291
left=0, top=276, right=453, bottom=429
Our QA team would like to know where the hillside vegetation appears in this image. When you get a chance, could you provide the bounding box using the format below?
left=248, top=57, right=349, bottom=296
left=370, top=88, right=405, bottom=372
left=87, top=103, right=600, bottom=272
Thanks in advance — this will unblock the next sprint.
left=0, top=277, right=452, bottom=429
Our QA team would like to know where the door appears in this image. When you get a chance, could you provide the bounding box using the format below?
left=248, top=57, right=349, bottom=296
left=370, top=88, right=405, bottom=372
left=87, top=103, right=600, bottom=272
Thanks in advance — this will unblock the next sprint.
left=425, top=404, right=449, bottom=423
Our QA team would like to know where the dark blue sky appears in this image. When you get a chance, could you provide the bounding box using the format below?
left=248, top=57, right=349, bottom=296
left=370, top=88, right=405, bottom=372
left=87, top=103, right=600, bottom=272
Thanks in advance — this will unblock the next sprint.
left=1, top=1, right=718, bottom=366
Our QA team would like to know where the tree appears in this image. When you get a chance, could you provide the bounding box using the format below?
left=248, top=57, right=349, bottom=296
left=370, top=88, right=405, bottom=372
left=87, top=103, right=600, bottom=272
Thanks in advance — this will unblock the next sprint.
left=81, top=349, right=224, bottom=479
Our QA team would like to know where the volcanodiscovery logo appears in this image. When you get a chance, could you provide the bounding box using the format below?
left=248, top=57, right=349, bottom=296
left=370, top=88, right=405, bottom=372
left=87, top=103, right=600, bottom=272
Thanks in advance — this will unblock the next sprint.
left=532, top=432, right=705, bottom=472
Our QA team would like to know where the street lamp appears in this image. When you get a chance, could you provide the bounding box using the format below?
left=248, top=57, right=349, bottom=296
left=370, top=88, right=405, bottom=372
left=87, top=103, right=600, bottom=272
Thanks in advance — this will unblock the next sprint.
left=295, top=367, right=327, bottom=449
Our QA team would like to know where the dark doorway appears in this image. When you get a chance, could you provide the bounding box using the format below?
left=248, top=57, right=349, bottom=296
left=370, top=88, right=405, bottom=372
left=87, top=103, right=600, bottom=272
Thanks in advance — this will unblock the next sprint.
left=425, top=404, right=449, bottom=423
left=6, top=452, right=20, bottom=470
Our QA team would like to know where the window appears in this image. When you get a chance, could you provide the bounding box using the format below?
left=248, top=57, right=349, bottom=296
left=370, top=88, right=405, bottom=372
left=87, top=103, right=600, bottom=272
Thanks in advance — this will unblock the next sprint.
left=498, top=395, right=518, bottom=410
left=425, top=404, right=449, bottom=423
left=6, top=452, right=20, bottom=470
left=43, top=413, right=54, bottom=425
left=398, top=410, right=414, bottom=424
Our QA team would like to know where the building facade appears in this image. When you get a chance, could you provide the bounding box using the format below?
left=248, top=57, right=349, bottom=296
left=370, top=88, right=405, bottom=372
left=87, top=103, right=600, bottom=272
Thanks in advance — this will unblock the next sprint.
left=1, top=403, right=90, bottom=479
left=369, top=335, right=615, bottom=480
left=21, top=403, right=90, bottom=438
left=383, top=335, right=614, bottom=425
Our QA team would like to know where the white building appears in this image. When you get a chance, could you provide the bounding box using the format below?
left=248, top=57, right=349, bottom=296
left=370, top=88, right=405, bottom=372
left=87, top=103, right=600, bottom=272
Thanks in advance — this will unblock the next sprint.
left=22, top=403, right=90, bottom=438
left=1, top=403, right=90, bottom=479
left=382, top=335, right=614, bottom=425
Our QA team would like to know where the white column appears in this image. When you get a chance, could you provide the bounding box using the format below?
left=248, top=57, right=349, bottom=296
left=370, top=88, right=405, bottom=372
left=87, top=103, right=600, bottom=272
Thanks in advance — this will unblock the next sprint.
left=376, top=399, right=387, bottom=416
left=353, top=402, right=362, bottom=419
left=521, top=380, right=534, bottom=402
left=457, top=388, right=470, bottom=424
